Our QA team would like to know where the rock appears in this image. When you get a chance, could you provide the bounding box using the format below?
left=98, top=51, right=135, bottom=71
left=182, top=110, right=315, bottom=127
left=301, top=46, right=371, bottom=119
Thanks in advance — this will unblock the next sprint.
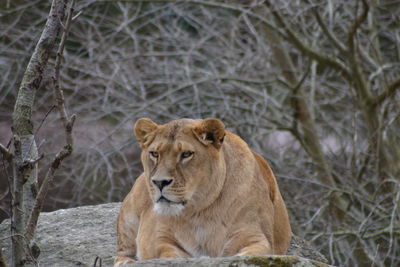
left=287, top=235, right=328, bottom=263
left=121, top=255, right=330, bottom=267
left=0, top=203, right=330, bottom=266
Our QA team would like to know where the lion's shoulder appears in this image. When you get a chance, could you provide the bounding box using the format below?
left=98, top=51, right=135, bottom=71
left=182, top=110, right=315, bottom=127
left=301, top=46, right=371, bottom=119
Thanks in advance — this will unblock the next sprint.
left=252, top=151, right=277, bottom=202
left=222, top=132, right=277, bottom=201
left=120, top=174, right=151, bottom=217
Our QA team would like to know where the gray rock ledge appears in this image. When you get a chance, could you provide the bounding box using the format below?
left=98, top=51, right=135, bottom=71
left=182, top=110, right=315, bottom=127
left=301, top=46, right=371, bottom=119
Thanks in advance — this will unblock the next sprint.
left=124, top=255, right=331, bottom=267
left=0, top=203, right=330, bottom=266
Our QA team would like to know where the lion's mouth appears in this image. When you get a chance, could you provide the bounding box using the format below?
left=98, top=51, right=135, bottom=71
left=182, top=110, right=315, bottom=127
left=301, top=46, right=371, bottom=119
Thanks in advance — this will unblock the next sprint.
left=157, top=196, right=172, bottom=203
left=156, top=196, right=186, bottom=205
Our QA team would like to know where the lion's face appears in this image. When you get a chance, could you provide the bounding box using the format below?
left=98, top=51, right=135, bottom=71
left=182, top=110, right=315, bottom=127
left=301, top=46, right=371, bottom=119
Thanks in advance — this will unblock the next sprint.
left=134, top=118, right=227, bottom=216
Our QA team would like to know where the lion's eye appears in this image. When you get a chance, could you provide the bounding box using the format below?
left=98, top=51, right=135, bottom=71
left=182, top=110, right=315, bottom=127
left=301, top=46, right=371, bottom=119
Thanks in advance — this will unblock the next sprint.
left=149, top=151, right=159, bottom=158
left=181, top=151, right=194, bottom=159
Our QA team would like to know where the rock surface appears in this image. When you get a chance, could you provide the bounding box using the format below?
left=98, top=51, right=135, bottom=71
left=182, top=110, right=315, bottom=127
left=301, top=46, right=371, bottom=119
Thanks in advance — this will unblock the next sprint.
left=0, top=203, right=330, bottom=266
left=120, top=255, right=330, bottom=267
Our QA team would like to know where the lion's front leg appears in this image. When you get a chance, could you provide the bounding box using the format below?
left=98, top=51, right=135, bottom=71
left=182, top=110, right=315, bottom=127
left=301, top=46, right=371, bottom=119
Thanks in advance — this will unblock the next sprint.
left=224, top=230, right=273, bottom=256
left=155, top=236, right=190, bottom=259
left=236, top=239, right=272, bottom=256
left=114, top=212, right=138, bottom=266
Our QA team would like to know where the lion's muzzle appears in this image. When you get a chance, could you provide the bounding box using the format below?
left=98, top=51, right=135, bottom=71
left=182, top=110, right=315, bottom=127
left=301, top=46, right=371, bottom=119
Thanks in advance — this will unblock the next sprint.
left=151, top=177, right=173, bottom=191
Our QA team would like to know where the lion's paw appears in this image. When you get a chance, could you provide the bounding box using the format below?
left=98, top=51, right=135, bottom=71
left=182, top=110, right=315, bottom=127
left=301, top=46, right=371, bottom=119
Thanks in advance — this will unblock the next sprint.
left=114, top=256, right=136, bottom=266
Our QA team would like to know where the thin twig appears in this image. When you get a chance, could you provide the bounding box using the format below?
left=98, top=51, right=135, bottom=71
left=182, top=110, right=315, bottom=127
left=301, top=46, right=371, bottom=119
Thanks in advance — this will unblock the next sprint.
left=347, top=0, right=369, bottom=43
left=53, top=0, right=76, bottom=132
left=34, top=105, right=56, bottom=137
left=72, top=10, right=82, bottom=21
left=313, top=7, right=347, bottom=54
left=374, top=77, right=400, bottom=106
left=93, top=256, right=102, bottom=267
left=346, top=0, right=373, bottom=106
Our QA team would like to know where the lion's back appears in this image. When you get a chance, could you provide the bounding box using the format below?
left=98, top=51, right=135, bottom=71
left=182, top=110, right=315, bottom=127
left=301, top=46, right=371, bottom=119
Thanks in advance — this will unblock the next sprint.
left=221, top=132, right=291, bottom=254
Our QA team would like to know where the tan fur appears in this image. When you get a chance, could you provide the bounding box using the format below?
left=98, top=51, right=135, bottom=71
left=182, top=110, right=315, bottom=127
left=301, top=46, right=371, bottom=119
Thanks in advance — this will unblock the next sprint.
left=114, top=118, right=291, bottom=265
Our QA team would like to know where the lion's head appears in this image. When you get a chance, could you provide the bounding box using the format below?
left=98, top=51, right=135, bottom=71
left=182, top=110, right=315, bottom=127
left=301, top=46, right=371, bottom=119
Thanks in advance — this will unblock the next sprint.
left=134, top=118, right=227, bottom=216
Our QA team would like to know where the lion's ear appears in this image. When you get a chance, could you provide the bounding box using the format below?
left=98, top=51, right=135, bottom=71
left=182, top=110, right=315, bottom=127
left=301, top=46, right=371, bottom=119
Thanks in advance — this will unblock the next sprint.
left=193, top=118, right=225, bottom=149
left=134, top=118, right=158, bottom=144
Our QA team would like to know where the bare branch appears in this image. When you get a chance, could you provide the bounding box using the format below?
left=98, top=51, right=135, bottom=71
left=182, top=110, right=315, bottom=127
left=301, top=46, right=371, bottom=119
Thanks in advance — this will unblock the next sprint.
left=264, top=0, right=351, bottom=78
left=25, top=0, right=77, bottom=242
left=347, top=0, right=369, bottom=43
left=25, top=0, right=76, bottom=243
left=25, top=143, right=73, bottom=241
left=374, top=77, right=400, bottom=106
left=0, top=249, right=6, bottom=267
left=11, top=134, right=25, bottom=267
left=12, top=0, right=68, bottom=137
left=72, top=10, right=82, bottom=21
left=346, top=0, right=373, bottom=105
left=313, top=7, right=347, bottom=54
left=0, top=144, right=12, bottom=161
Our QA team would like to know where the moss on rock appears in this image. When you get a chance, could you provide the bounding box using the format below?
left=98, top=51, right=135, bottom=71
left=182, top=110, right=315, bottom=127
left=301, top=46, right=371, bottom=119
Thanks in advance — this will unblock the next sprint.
left=244, top=256, right=299, bottom=267
left=243, top=255, right=331, bottom=267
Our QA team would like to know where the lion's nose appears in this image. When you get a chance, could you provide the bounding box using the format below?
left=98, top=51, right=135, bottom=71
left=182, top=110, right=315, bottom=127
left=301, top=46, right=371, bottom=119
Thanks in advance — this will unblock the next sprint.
left=152, top=178, right=173, bottom=191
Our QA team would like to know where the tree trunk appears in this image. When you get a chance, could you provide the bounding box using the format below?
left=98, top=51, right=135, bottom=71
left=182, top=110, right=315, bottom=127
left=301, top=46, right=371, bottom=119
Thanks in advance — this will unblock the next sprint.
left=10, top=0, right=67, bottom=265
left=259, top=3, right=376, bottom=265
left=260, top=20, right=335, bottom=186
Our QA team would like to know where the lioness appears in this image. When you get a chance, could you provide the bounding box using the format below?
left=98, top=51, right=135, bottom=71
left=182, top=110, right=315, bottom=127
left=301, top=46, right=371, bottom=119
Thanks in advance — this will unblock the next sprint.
left=114, top=118, right=291, bottom=266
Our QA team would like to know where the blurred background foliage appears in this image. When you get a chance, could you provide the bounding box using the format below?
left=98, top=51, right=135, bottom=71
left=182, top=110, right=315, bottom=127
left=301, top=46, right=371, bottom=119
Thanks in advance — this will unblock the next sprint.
left=1, top=0, right=400, bottom=266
